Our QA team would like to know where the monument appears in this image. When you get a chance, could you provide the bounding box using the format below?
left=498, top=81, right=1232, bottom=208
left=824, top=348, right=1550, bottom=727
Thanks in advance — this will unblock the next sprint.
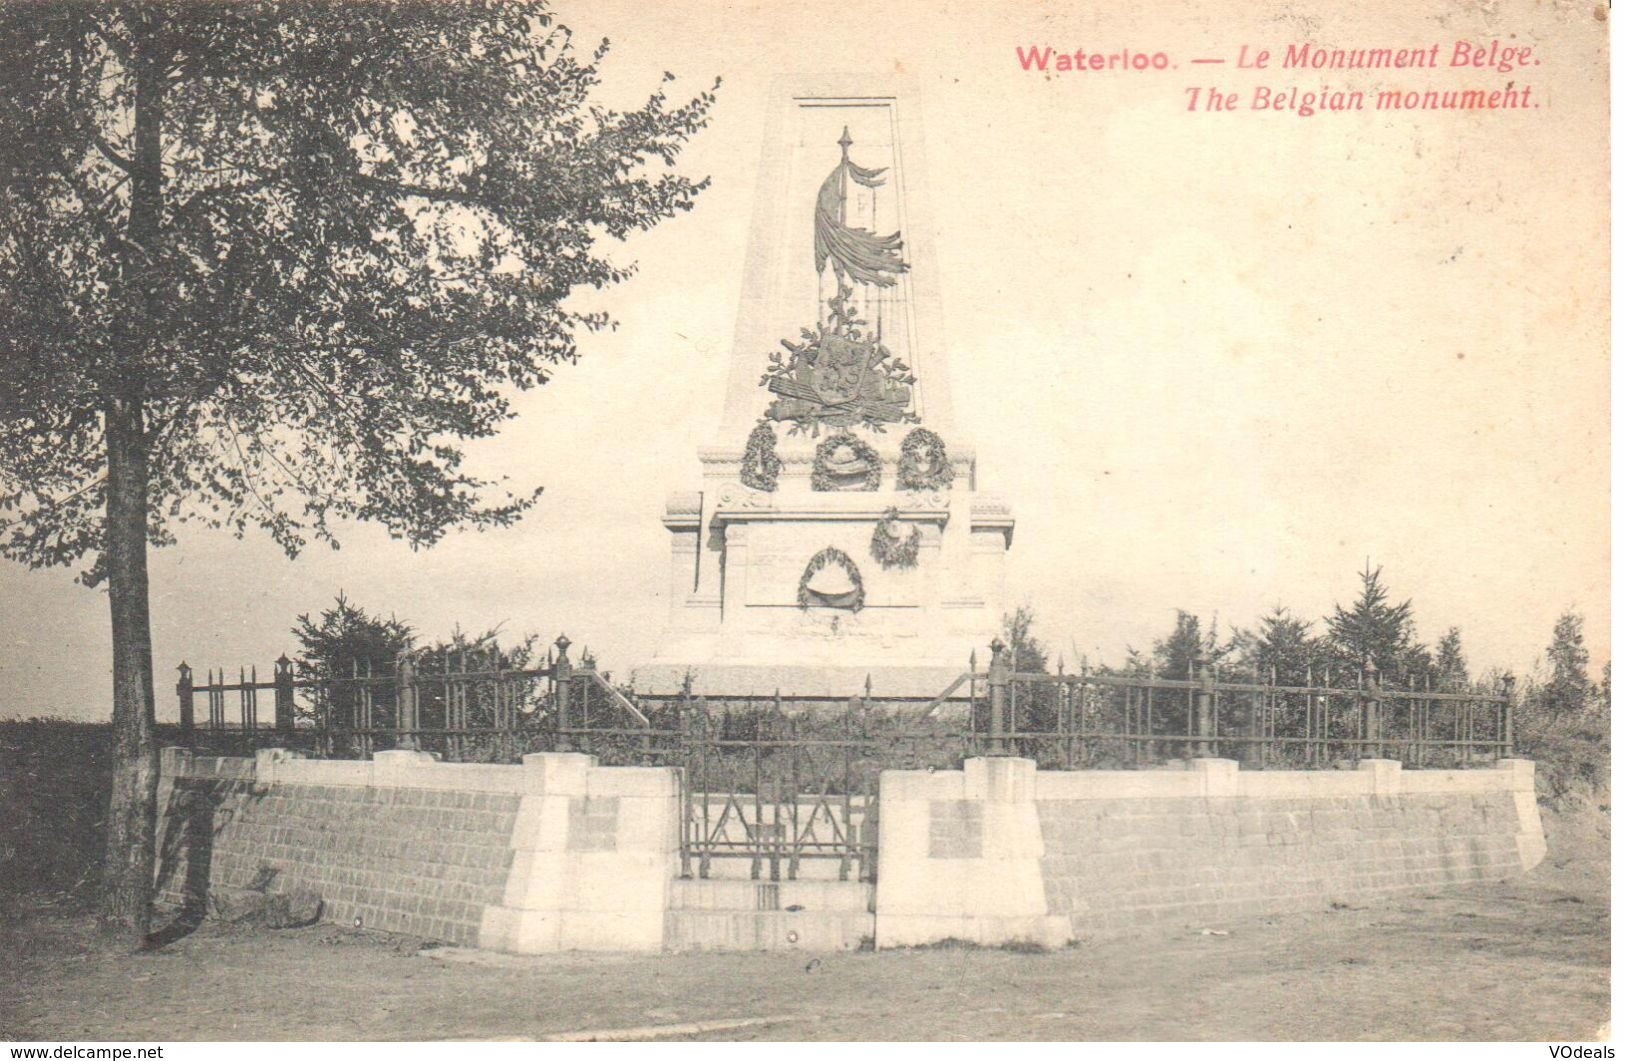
left=636, top=81, right=1013, bottom=698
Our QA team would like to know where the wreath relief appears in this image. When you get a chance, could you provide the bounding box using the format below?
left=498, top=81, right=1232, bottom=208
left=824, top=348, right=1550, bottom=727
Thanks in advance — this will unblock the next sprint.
left=870, top=507, right=921, bottom=570
left=811, top=431, right=881, bottom=492
left=896, top=427, right=953, bottom=491
left=798, top=547, right=865, bottom=611
left=740, top=422, right=781, bottom=492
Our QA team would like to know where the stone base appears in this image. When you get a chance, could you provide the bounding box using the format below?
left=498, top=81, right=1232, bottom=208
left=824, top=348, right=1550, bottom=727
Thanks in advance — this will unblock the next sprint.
left=874, top=913, right=1072, bottom=950
left=665, top=879, right=875, bottom=952
left=632, top=661, right=974, bottom=699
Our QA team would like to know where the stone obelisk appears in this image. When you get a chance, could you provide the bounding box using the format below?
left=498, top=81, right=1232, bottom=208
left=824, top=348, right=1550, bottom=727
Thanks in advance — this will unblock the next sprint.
left=636, top=79, right=1013, bottom=698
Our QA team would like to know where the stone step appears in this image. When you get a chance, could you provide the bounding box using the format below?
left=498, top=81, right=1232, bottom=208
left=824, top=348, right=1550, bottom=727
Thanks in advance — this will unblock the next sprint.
left=669, top=878, right=874, bottom=913
left=664, top=909, right=875, bottom=952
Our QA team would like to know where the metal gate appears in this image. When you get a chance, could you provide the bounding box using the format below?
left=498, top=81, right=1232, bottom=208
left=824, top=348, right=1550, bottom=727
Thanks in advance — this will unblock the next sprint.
left=554, top=681, right=973, bottom=882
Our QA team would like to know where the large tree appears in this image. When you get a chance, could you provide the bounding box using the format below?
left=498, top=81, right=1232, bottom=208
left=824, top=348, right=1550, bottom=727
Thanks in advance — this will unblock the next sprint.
left=0, top=0, right=715, bottom=943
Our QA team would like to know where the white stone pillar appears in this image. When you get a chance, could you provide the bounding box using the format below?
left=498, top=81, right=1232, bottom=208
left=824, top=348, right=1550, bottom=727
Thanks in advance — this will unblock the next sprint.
left=874, top=756, right=1071, bottom=949
left=478, top=752, right=682, bottom=953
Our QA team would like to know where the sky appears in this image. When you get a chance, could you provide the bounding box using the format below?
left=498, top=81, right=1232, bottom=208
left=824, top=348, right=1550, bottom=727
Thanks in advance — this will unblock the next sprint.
left=0, top=0, right=1609, bottom=721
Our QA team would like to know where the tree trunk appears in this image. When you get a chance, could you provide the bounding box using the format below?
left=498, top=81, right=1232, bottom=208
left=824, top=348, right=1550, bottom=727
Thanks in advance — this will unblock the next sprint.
left=100, top=396, right=159, bottom=945
left=99, top=10, right=167, bottom=948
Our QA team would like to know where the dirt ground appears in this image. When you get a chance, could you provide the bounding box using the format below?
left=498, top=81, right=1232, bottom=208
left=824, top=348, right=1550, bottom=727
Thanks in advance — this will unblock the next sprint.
left=1, top=810, right=1609, bottom=1042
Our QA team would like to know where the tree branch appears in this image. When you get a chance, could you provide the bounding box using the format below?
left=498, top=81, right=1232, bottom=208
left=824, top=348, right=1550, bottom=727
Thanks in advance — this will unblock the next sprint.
left=350, top=170, right=500, bottom=213
left=0, top=472, right=107, bottom=533
left=92, top=133, right=135, bottom=175
left=170, top=167, right=289, bottom=220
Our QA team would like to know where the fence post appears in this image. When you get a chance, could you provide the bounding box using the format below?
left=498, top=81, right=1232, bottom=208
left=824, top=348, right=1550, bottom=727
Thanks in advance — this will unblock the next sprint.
left=176, top=662, right=194, bottom=738
left=988, top=637, right=1010, bottom=754
left=1246, top=665, right=1264, bottom=768
left=553, top=634, right=573, bottom=751
left=274, top=654, right=295, bottom=732
left=1361, top=659, right=1381, bottom=759
left=1500, top=673, right=1517, bottom=758
left=395, top=651, right=418, bottom=751
left=1195, top=649, right=1215, bottom=759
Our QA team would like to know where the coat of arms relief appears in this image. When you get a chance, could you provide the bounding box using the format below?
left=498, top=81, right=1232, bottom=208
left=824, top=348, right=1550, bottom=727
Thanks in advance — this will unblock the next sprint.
left=760, top=289, right=916, bottom=433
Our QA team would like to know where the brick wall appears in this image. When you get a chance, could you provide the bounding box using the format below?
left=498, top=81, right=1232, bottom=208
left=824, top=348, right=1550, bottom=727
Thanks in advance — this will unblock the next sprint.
left=155, top=749, right=521, bottom=946
left=1035, top=759, right=1543, bottom=938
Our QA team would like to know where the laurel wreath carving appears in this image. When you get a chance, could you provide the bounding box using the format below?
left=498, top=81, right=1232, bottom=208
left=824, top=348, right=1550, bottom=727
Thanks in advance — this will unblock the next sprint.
left=740, top=422, right=781, bottom=492
left=870, top=507, right=921, bottom=570
left=896, top=427, right=953, bottom=491
left=797, top=546, right=865, bottom=611
left=811, top=431, right=882, bottom=492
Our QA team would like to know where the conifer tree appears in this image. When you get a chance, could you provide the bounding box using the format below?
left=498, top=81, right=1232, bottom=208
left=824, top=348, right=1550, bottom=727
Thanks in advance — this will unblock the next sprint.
left=1432, top=627, right=1468, bottom=690
left=1324, top=563, right=1419, bottom=680
left=1542, top=610, right=1593, bottom=721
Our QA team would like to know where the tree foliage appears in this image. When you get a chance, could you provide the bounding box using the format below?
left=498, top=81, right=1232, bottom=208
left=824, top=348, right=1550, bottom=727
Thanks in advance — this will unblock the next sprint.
left=1514, top=612, right=1608, bottom=806
left=0, top=1, right=717, bottom=574
left=1225, top=606, right=1321, bottom=682
left=1324, top=563, right=1423, bottom=679
left=1110, top=568, right=1521, bottom=697
left=1433, top=627, right=1468, bottom=690
left=293, top=596, right=547, bottom=753
left=291, top=592, right=413, bottom=684
left=1542, top=609, right=1593, bottom=721
left=1152, top=610, right=1209, bottom=680
left=1001, top=606, right=1050, bottom=675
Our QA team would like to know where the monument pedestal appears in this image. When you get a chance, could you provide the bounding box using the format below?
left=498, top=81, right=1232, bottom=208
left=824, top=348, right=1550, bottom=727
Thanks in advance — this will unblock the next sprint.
left=637, top=446, right=1013, bottom=699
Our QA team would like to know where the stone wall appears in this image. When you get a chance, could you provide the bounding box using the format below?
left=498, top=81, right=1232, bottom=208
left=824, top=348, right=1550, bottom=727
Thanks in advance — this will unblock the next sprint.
left=154, top=747, right=681, bottom=952
left=157, top=748, right=1545, bottom=952
left=1035, top=758, right=1545, bottom=939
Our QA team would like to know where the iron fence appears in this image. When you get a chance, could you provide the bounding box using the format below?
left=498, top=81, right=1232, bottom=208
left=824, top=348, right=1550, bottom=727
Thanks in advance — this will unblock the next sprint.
left=989, top=654, right=1515, bottom=771
left=174, top=635, right=622, bottom=761
left=176, top=640, right=1515, bottom=773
